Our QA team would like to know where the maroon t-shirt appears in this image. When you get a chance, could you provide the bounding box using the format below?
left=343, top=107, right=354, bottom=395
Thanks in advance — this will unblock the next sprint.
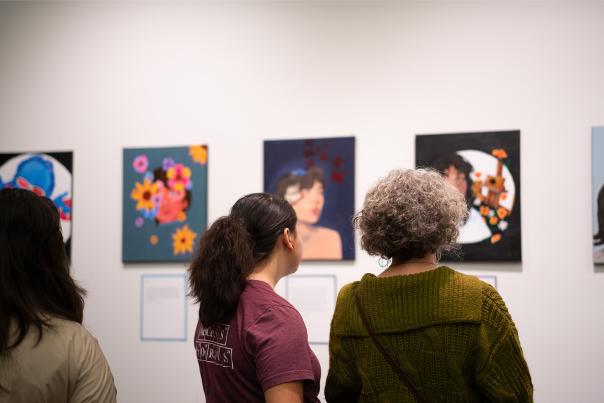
left=194, top=280, right=321, bottom=403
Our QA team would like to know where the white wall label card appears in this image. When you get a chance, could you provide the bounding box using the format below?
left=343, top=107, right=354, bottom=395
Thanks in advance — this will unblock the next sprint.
left=285, top=275, right=336, bottom=344
left=141, top=274, right=187, bottom=341
left=477, top=275, right=497, bottom=289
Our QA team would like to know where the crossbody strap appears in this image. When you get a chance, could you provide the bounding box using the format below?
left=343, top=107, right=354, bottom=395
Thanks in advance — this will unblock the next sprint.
left=354, top=286, right=428, bottom=403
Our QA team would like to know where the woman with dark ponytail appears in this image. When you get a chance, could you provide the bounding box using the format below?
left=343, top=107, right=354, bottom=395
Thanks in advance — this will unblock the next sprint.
left=189, top=193, right=321, bottom=403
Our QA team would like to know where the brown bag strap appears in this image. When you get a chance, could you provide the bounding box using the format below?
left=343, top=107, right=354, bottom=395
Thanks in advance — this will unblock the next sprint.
left=354, top=286, right=428, bottom=403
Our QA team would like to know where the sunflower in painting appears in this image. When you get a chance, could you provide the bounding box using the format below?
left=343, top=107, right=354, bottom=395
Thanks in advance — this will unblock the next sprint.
left=131, top=178, right=159, bottom=211
left=172, top=225, right=197, bottom=255
left=189, top=145, right=208, bottom=165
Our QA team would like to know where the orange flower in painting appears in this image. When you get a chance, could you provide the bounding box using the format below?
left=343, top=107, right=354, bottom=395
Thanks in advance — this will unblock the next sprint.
left=491, top=234, right=502, bottom=244
left=497, top=207, right=508, bottom=219
left=172, top=225, right=197, bottom=255
left=149, top=235, right=159, bottom=245
left=131, top=178, right=159, bottom=210
left=480, top=206, right=490, bottom=216
left=492, top=149, right=508, bottom=159
left=501, top=192, right=508, bottom=201
left=189, top=145, right=208, bottom=165
left=489, top=216, right=499, bottom=225
left=177, top=211, right=187, bottom=222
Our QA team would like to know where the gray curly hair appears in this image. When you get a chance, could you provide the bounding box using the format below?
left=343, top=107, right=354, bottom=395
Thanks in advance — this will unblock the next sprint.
left=354, top=168, right=468, bottom=261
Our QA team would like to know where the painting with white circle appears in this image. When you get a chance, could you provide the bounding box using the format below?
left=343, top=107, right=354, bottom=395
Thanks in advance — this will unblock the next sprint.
left=416, top=131, right=521, bottom=262
left=0, top=152, right=73, bottom=255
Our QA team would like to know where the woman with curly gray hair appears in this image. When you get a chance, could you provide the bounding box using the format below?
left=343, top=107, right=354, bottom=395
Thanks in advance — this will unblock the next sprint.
left=325, top=169, right=533, bottom=403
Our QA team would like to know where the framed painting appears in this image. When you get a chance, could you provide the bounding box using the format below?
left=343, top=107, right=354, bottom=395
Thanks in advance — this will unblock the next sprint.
left=122, top=145, right=208, bottom=262
left=0, top=151, right=73, bottom=256
left=264, top=137, right=355, bottom=261
left=416, top=131, right=521, bottom=261
left=593, top=127, right=604, bottom=264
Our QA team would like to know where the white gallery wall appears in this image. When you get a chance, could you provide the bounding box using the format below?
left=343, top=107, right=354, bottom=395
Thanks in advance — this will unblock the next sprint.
left=1, top=1, right=603, bottom=402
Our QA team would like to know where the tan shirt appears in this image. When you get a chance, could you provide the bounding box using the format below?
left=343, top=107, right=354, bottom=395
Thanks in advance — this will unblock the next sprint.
left=0, top=317, right=117, bottom=403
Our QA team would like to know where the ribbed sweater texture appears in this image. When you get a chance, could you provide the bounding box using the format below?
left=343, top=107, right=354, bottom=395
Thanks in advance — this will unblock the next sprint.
left=325, top=267, right=533, bottom=402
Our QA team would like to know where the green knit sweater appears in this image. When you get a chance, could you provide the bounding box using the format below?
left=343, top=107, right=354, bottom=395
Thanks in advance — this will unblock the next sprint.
left=325, top=267, right=533, bottom=402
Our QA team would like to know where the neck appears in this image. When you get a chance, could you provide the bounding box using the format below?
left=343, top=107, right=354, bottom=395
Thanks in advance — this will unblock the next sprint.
left=379, top=254, right=438, bottom=278
left=296, top=222, right=316, bottom=242
left=246, top=254, right=289, bottom=288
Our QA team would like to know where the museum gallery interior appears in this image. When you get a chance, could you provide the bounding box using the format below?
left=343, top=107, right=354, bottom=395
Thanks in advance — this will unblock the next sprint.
left=0, top=1, right=603, bottom=402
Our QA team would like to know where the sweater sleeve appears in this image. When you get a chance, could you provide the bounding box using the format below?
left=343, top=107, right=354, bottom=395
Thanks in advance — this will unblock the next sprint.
left=325, top=287, right=361, bottom=403
left=475, top=286, right=533, bottom=403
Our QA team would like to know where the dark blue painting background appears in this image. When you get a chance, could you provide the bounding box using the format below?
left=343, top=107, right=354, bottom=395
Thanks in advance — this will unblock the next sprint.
left=264, top=137, right=355, bottom=260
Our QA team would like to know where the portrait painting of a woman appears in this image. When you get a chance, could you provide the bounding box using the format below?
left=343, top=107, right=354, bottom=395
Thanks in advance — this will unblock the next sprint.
left=275, top=167, right=342, bottom=259
left=264, top=137, right=355, bottom=261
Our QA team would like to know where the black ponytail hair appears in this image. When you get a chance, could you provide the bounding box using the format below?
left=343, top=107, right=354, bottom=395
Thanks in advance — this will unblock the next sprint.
left=188, top=193, right=297, bottom=327
left=0, top=188, right=86, bottom=353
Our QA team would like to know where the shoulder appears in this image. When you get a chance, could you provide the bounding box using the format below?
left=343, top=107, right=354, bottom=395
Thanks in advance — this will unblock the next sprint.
left=242, top=281, right=298, bottom=315
left=439, top=267, right=490, bottom=301
left=43, top=317, right=109, bottom=361
left=330, top=280, right=360, bottom=333
left=335, top=281, right=358, bottom=304
left=442, top=268, right=511, bottom=322
left=479, top=283, right=515, bottom=332
left=49, top=320, right=118, bottom=403
left=313, top=226, right=341, bottom=243
left=255, top=304, right=305, bottom=329
left=443, top=267, right=486, bottom=288
left=245, top=304, right=309, bottom=352
left=47, top=316, right=90, bottom=334
left=45, top=317, right=99, bottom=347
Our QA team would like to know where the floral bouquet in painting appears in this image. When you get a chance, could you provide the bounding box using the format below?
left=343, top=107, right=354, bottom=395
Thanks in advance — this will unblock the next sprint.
left=470, top=149, right=511, bottom=244
left=122, top=146, right=208, bottom=262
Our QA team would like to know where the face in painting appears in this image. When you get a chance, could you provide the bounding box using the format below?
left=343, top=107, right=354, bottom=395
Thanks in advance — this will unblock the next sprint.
left=444, top=165, right=468, bottom=196
left=156, top=187, right=188, bottom=224
left=291, top=181, right=324, bottom=225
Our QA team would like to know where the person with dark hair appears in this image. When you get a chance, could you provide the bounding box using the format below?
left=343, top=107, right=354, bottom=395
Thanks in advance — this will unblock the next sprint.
left=188, top=193, right=321, bottom=403
left=433, top=152, right=491, bottom=244
left=433, top=153, right=474, bottom=206
left=594, top=184, right=604, bottom=246
left=275, top=166, right=342, bottom=259
left=0, top=188, right=116, bottom=403
left=325, top=169, right=532, bottom=402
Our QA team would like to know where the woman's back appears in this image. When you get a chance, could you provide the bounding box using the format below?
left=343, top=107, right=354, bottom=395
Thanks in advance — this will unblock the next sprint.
left=326, top=267, right=533, bottom=402
left=0, top=316, right=116, bottom=403
left=195, top=280, right=320, bottom=403
left=0, top=188, right=116, bottom=403
left=189, top=193, right=322, bottom=403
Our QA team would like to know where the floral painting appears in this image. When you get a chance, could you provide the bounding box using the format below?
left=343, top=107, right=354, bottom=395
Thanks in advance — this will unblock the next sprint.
left=416, top=131, right=521, bottom=261
left=264, top=137, right=355, bottom=261
left=122, top=145, right=208, bottom=262
left=0, top=152, right=73, bottom=255
left=593, top=127, right=604, bottom=264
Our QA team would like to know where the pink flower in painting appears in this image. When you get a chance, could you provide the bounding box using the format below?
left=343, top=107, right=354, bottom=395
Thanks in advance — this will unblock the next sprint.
left=132, top=155, right=149, bottom=173
left=166, top=163, right=191, bottom=191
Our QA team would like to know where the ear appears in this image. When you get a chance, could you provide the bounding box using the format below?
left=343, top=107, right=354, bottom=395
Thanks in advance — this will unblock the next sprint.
left=282, top=228, right=295, bottom=251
